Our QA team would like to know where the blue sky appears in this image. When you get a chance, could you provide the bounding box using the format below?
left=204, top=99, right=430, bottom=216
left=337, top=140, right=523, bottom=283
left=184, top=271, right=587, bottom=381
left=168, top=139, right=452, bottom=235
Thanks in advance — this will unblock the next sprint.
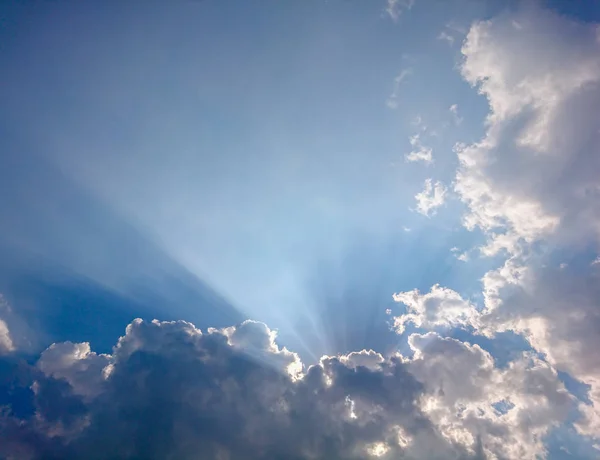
left=0, top=0, right=497, bottom=356
left=1, top=1, right=600, bottom=458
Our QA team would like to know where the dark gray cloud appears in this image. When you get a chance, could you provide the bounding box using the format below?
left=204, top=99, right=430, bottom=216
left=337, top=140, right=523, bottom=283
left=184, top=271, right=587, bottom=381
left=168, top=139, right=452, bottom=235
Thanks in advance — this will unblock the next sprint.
left=0, top=319, right=483, bottom=460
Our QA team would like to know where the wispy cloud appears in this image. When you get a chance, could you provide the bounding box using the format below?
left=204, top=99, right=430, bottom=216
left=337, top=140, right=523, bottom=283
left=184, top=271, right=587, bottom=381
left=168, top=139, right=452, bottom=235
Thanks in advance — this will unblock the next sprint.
left=449, top=104, right=463, bottom=125
left=438, top=31, right=455, bottom=45
left=437, top=21, right=466, bottom=46
left=386, top=68, right=412, bottom=109
left=450, top=246, right=469, bottom=261
left=405, top=133, right=433, bottom=164
left=385, top=0, right=415, bottom=22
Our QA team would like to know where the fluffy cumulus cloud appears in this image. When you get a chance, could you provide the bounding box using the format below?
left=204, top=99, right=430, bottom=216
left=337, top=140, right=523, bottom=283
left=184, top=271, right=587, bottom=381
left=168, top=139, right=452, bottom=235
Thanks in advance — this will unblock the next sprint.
left=414, top=179, right=447, bottom=216
left=394, top=2, right=600, bottom=449
left=37, top=342, right=111, bottom=399
left=456, top=3, right=600, bottom=438
left=479, top=262, right=600, bottom=436
left=455, top=6, right=600, bottom=247
left=392, top=284, right=480, bottom=333
left=0, top=318, right=497, bottom=460
left=407, top=333, right=573, bottom=459
left=0, top=316, right=580, bottom=460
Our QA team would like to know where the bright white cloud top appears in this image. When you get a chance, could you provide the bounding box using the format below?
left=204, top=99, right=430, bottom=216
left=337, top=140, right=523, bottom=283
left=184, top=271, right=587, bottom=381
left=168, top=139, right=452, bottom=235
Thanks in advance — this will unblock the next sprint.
left=0, top=1, right=599, bottom=459
left=414, top=179, right=447, bottom=216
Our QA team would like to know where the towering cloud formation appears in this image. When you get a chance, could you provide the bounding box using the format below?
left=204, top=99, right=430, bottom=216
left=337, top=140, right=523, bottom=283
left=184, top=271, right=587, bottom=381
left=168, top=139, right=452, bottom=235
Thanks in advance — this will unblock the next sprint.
left=0, top=318, right=576, bottom=459
left=0, top=318, right=486, bottom=460
left=395, top=3, right=600, bottom=447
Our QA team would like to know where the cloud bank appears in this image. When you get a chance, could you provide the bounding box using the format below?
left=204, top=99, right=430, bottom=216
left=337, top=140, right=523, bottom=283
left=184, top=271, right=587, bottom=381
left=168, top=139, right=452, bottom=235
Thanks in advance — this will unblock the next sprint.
left=0, top=317, right=575, bottom=459
left=395, top=2, right=600, bottom=450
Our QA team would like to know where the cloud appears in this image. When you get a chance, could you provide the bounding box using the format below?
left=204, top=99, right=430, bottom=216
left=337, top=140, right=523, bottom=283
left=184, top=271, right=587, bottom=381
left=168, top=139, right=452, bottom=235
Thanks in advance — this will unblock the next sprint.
left=414, top=179, right=447, bottom=216
left=37, top=342, right=111, bottom=399
left=394, top=4, right=600, bottom=444
left=456, top=252, right=469, bottom=262
left=488, top=263, right=600, bottom=434
left=0, top=318, right=496, bottom=460
left=0, top=316, right=576, bottom=459
left=406, top=332, right=574, bottom=459
left=450, top=247, right=469, bottom=261
left=438, top=22, right=466, bottom=46
left=405, top=134, right=433, bottom=164
left=0, top=295, right=15, bottom=354
left=0, top=319, right=14, bottom=354
left=385, top=0, right=415, bottom=22
left=457, top=4, right=600, bottom=436
left=438, top=31, right=455, bottom=46
left=392, top=284, right=479, bottom=333
left=386, top=68, right=412, bottom=109
left=449, top=104, right=463, bottom=125
left=0, top=3, right=597, bottom=458
left=453, top=249, right=470, bottom=262
left=456, top=6, right=600, bottom=247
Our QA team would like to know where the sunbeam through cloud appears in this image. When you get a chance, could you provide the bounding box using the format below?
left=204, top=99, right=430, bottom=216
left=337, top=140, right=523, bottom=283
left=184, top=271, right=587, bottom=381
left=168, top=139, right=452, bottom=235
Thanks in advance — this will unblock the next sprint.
left=1, top=0, right=600, bottom=458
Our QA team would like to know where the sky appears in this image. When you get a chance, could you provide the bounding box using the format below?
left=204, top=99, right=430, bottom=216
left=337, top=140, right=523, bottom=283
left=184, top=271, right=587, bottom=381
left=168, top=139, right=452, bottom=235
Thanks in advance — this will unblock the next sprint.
left=0, top=0, right=599, bottom=458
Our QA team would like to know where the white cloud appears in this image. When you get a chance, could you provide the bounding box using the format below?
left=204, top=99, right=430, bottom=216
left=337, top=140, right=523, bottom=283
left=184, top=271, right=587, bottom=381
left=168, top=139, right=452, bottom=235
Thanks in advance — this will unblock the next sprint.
left=405, top=133, right=433, bottom=164
left=384, top=7, right=600, bottom=449
left=478, top=260, right=600, bottom=437
left=414, top=179, right=447, bottom=216
left=37, top=341, right=111, bottom=398
left=438, top=31, right=455, bottom=46
left=0, top=316, right=577, bottom=459
left=339, top=349, right=384, bottom=371
left=0, top=318, right=493, bottom=460
left=419, top=4, right=600, bottom=442
left=437, top=22, right=466, bottom=46
left=386, top=68, right=412, bottom=109
left=0, top=295, right=15, bottom=354
left=392, top=284, right=479, bottom=333
left=407, top=332, right=574, bottom=459
left=450, top=246, right=471, bottom=261
left=219, top=319, right=303, bottom=378
left=385, top=0, right=415, bottom=22
left=0, top=319, right=14, bottom=354
left=456, top=252, right=469, bottom=262
left=449, top=104, right=463, bottom=125
left=456, top=6, right=600, bottom=247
